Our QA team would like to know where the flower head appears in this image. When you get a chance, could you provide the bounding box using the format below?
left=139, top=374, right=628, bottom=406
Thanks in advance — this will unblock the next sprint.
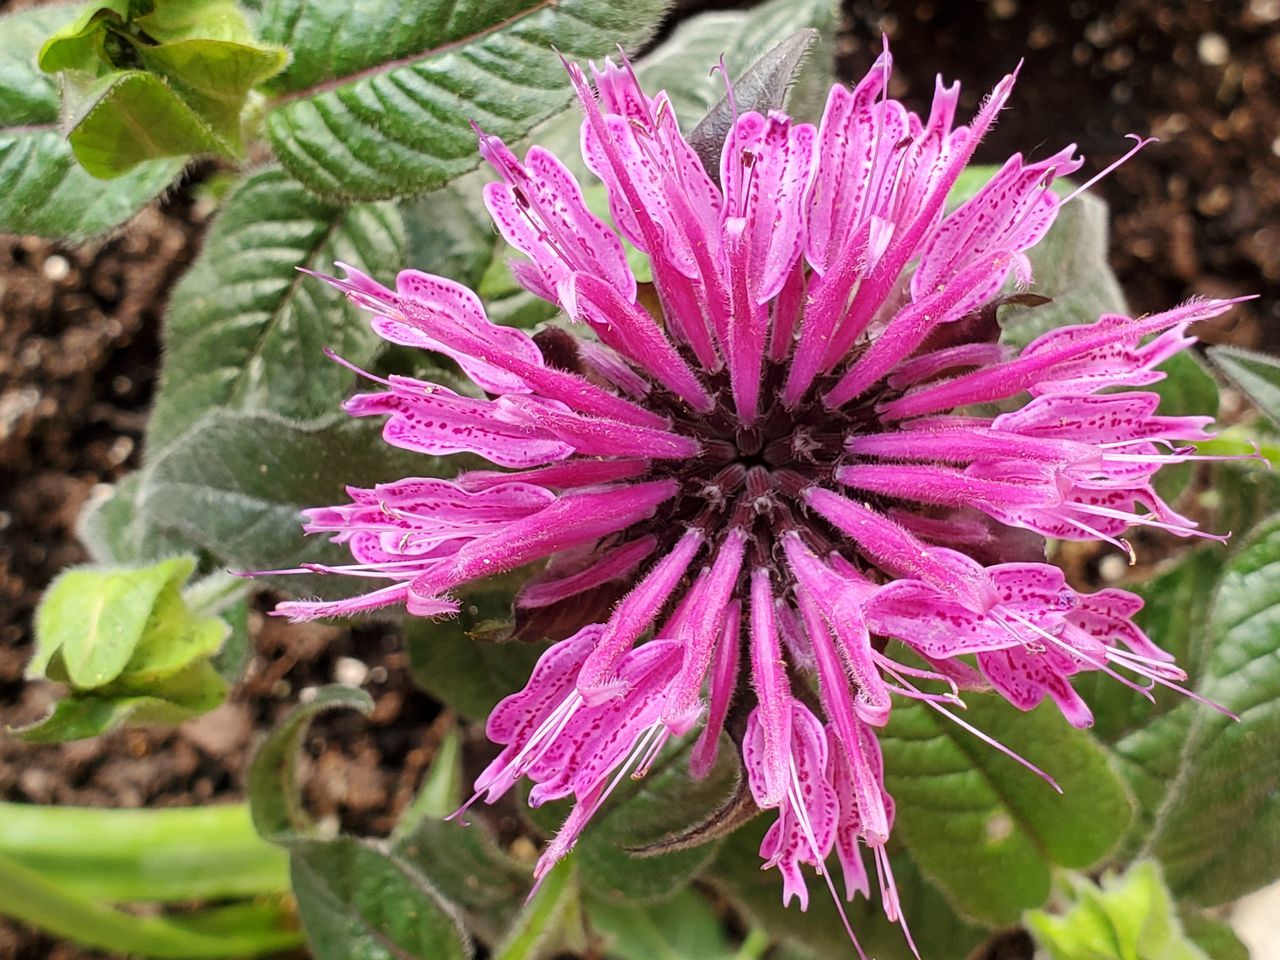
left=276, top=45, right=1242, bottom=947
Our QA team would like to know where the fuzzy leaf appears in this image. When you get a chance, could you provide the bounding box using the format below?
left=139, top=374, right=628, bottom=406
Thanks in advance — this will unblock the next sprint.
left=688, top=29, right=818, bottom=178
left=1147, top=514, right=1280, bottom=904
left=291, top=837, right=472, bottom=960
left=0, top=5, right=183, bottom=241
left=247, top=685, right=374, bottom=842
left=1208, top=344, right=1280, bottom=427
left=258, top=0, right=669, bottom=201
left=588, top=888, right=736, bottom=960
left=146, top=167, right=404, bottom=452
left=881, top=695, right=1132, bottom=926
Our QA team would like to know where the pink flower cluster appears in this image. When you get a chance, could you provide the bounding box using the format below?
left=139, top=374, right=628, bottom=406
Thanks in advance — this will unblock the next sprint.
left=277, top=46, right=1241, bottom=947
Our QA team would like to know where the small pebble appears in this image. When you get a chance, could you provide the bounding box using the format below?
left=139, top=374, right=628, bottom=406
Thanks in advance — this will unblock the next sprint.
left=42, top=255, right=70, bottom=281
left=1197, top=32, right=1229, bottom=67
left=1098, top=554, right=1128, bottom=583
left=334, top=656, right=370, bottom=687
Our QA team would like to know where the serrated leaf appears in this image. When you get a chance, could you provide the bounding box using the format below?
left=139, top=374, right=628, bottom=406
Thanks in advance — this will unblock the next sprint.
left=881, top=695, right=1132, bottom=926
left=688, top=29, right=819, bottom=179
left=708, top=823, right=987, bottom=960
left=1146, top=514, right=1280, bottom=904
left=258, top=0, right=669, bottom=201
left=1208, top=344, right=1280, bottom=426
left=146, top=167, right=404, bottom=451
left=247, top=684, right=374, bottom=842
left=138, top=411, right=438, bottom=596
left=1025, top=862, right=1209, bottom=960
left=290, top=837, right=472, bottom=960
left=635, top=0, right=834, bottom=125
left=0, top=5, right=183, bottom=241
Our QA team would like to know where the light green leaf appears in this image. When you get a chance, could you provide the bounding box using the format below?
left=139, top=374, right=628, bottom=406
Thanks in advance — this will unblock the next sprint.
left=247, top=684, right=374, bottom=843
left=290, top=837, right=472, bottom=960
left=0, top=801, right=288, bottom=903
left=881, top=694, right=1133, bottom=926
left=29, top=556, right=195, bottom=686
left=36, top=1, right=129, bottom=74
left=0, top=5, right=183, bottom=241
left=999, top=191, right=1128, bottom=347
left=0, top=851, right=301, bottom=960
left=1208, top=344, right=1280, bottom=427
left=1146, top=514, right=1280, bottom=904
left=1025, top=862, right=1209, bottom=960
left=492, top=857, right=581, bottom=960
left=146, top=167, right=404, bottom=452
left=258, top=0, right=669, bottom=200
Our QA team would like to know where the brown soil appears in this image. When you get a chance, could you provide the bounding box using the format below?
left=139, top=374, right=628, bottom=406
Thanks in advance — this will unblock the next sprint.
left=2, top=1, right=1276, bottom=957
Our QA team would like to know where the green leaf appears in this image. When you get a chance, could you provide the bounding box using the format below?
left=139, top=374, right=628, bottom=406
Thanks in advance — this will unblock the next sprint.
left=1146, top=514, right=1280, bottom=904
left=146, top=167, right=404, bottom=452
left=405, top=588, right=548, bottom=721
left=1177, top=909, right=1249, bottom=960
left=290, top=837, right=472, bottom=960
left=0, top=850, right=301, bottom=959
left=881, top=695, right=1133, bottom=926
left=524, top=737, right=741, bottom=904
left=492, top=857, right=581, bottom=960
left=1208, top=344, right=1280, bottom=426
left=1025, top=862, right=1209, bottom=960
left=258, top=0, right=669, bottom=201
left=0, top=801, right=288, bottom=903
left=588, top=887, right=737, bottom=960
left=138, top=412, right=435, bottom=590
left=707, top=823, right=987, bottom=960
left=247, top=684, right=374, bottom=842
left=39, top=0, right=288, bottom=175
left=76, top=472, right=191, bottom=565
left=998, top=191, right=1128, bottom=348
left=0, top=5, right=183, bottom=241
left=634, top=0, right=835, bottom=125
left=30, top=556, right=195, bottom=687
left=687, top=29, right=819, bottom=178
left=1149, top=351, right=1220, bottom=502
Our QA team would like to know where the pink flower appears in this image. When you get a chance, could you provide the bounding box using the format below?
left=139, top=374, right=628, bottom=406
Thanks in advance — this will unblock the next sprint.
left=275, top=45, right=1244, bottom=947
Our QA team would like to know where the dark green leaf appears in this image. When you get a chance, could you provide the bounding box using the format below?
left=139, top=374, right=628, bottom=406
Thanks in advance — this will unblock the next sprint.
left=291, top=837, right=472, bottom=960
left=588, top=887, right=736, bottom=960
left=491, top=857, right=582, bottom=960
left=1025, top=862, right=1209, bottom=960
left=881, top=695, right=1132, bottom=926
left=708, top=823, right=987, bottom=960
left=76, top=472, right=191, bottom=565
left=405, top=587, right=546, bottom=721
left=140, top=412, right=435, bottom=589
left=525, top=738, right=741, bottom=903
left=146, top=167, right=404, bottom=451
left=688, top=29, right=818, bottom=179
left=1147, top=514, right=1280, bottom=904
left=0, top=5, right=183, bottom=241
left=258, top=0, right=669, bottom=201
left=1150, top=351, right=1220, bottom=502
left=1177, top=909, right=1249, bottom=960
left=1208, top=344, right=1280, bottom=427
left=247, top=684, right=374, bottom=842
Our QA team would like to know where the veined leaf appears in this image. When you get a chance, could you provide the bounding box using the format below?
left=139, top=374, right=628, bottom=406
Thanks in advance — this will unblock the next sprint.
left=258, top=0, right=669, bottom=201
left=1208, top=344, right=1280, bottom=426
left=881, top=695, right=1132, bottom=926
left=146, top=167, right=403, bottom=452
left=0, top=5, right=183, bottom=241
left=1146, top=514, right=1280, bottom=904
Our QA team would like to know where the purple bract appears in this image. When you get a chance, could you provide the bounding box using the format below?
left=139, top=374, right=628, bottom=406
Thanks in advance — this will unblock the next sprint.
left=275, top=45, right=1241, bottom=950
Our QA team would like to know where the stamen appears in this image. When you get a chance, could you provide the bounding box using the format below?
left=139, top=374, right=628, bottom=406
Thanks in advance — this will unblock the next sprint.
left=1059, top=134, right=1157, bottom=207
